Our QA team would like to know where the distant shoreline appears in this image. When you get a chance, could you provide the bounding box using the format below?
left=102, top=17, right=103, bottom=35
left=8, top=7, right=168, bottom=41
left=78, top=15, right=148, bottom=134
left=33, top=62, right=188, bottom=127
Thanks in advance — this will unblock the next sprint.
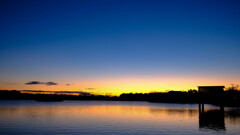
left=1, top=90, right=240, bottom=107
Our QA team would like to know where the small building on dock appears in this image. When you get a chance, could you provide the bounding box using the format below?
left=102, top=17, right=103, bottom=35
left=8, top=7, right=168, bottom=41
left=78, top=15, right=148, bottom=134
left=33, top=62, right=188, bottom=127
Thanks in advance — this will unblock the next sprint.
left=198, top=86, right=225, bottom=95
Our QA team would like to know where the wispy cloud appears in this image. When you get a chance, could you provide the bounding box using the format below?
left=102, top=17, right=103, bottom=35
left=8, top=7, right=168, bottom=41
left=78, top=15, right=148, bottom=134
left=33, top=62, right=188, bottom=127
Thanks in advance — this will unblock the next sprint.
left=85, top=88, right=96, bottom=90
left=25, top=81, right=58, bottom=86
left=21, top=90, right=93, bottom=96
left=25, top=81, right=44, bottom=85
left=45, top=82, right=58, bottom=85
left=4, top=82, right=17, bottom=85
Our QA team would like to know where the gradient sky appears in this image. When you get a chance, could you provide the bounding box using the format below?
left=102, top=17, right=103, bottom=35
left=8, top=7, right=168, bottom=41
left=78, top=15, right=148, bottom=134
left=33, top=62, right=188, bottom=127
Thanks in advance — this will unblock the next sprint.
left=1, top=0, right=240, bottom=95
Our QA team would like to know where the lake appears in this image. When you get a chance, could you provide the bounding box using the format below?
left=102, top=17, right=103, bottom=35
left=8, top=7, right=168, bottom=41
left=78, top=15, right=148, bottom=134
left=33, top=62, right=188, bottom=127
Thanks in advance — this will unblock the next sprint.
left=0, top=100, right=239, bottom=135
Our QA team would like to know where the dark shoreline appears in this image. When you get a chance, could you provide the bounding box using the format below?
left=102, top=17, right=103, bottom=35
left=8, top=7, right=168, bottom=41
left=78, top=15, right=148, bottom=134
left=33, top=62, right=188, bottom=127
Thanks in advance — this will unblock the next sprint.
left=0, top=90, right=240, bottom=107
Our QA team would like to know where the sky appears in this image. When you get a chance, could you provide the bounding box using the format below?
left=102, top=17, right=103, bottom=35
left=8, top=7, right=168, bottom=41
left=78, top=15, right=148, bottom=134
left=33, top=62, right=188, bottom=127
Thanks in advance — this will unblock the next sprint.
left=0, top=0, right=240, bottom=95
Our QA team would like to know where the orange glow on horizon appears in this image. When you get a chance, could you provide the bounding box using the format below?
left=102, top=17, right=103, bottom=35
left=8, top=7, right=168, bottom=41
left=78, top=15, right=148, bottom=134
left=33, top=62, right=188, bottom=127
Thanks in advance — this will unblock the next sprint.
left=1, top=75, right=239, bottom=96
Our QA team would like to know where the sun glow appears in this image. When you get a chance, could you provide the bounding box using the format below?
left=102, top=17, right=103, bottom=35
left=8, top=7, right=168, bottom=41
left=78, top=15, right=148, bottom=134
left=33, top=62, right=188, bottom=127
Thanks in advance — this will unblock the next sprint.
left=1, top=74, right=238, bottom=96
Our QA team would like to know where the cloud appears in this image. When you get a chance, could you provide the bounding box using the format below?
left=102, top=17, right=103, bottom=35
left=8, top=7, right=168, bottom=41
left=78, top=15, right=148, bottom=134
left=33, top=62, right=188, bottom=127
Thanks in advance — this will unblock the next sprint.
left=45, top=82, right=58, bottom=85
left=4, top=82, right=16, bottom=85
left=21, top=90, right=93, bottom=96
left=85, top=88, right=96, bottom=90
left=56, top=91, right=93, bottom=96
left=25, top=81, right=44, bottom=85
left=25, top=81, right=58, bottom=86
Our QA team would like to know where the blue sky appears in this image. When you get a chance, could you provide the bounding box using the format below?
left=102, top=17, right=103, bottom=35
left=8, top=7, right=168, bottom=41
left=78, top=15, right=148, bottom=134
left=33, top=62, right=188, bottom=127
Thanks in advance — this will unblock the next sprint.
left=0, top=0, right=240, bottom=94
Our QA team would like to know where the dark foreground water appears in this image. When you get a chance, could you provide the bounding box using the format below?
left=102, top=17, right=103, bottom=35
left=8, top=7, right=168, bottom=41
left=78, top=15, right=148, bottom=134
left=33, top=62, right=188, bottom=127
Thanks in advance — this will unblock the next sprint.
left=0, top=100, right=239, bottom=135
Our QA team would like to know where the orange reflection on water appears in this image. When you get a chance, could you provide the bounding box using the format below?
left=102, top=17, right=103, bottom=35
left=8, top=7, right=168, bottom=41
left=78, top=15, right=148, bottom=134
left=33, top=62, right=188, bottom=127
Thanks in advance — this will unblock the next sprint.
left=0, top=104, right=199, bottom=127
left=1, top=101, right=240, bottom=134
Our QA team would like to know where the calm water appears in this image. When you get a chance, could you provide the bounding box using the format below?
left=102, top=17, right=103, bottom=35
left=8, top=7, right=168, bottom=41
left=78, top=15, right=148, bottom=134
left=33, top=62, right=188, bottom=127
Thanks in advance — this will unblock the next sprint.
left=0, top=100, right=239, bottom=135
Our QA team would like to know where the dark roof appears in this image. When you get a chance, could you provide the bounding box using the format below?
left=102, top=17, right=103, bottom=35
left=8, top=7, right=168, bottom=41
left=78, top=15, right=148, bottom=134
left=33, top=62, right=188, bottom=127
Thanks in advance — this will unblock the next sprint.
left=198, top=86, right=225, bottom=88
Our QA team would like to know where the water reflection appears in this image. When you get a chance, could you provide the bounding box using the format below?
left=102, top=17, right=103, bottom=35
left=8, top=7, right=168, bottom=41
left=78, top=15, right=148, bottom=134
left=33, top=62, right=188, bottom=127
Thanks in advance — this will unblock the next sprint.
left=0, top=101, right=239, bottom=135
left=198, top=105, right=225, bottom=131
